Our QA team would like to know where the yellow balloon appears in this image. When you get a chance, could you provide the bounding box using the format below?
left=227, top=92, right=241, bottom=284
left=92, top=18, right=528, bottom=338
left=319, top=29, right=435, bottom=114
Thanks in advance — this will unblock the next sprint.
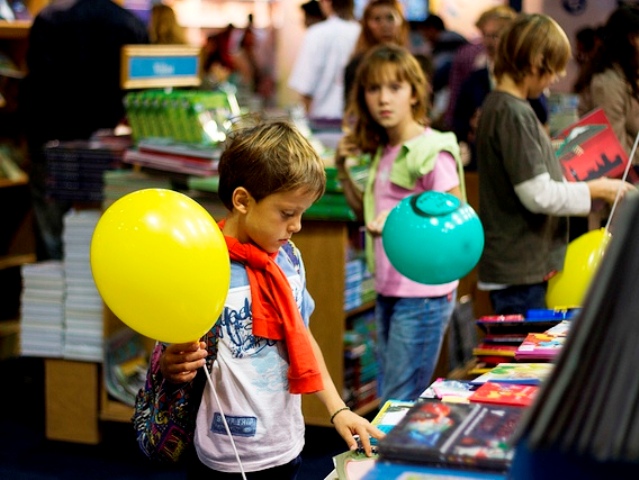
left=546, top=228, right=611, bottom=309
left=90, top=189, right=230, bottom=344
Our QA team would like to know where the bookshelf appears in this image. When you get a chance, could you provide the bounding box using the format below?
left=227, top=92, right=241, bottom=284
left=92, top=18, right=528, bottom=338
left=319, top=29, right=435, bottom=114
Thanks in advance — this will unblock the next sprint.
left=293, top=220, right=379, bottom=425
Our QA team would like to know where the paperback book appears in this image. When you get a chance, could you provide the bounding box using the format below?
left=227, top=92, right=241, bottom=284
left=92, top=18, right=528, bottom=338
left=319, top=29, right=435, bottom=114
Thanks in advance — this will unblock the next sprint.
left=371, top=399, right=415, bottom=438
left=553, top=108, right=633, bottom=182
left=377, top=399, right=524, bottom=472
left=514, top=332, right=566, bottom=361
left=420, top=378, right=479, bottom=403
left=470, top=363, right=554, bottom=386
left=476, top=314, right=561, bottom=335
left=469, top=382, right=539, bottom=407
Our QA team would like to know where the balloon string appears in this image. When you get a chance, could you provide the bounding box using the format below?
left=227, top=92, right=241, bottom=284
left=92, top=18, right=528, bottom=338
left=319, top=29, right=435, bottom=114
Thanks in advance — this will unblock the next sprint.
left=605, top=130, right=639, bottom=235
left=203, top=364, right=247, bottom=480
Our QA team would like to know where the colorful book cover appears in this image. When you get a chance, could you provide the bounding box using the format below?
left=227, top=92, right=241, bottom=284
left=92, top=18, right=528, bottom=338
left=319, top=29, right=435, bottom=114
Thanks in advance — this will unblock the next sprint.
left=371, top=399, right=415, bottom=438
left=469, top=382, right=539, bottom=407
left=376, top=399, right=524, bottom=472
left=420, top=378, right=479, bottom=403
left=332, top=449, right=378, bottom=480
left=470, top=363, right=554, bottom=386
left=544, top=320, right=572, bottom=337
left=514, top=332, right=566, bottom=361
left=553, top=108, right=632, bottom=182
left=361, top=461, right=508, bottom=479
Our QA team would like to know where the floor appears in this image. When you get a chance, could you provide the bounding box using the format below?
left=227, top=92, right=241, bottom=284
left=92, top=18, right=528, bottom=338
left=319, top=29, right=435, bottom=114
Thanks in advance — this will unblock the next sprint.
left=0, top=355, right=348, bottom=480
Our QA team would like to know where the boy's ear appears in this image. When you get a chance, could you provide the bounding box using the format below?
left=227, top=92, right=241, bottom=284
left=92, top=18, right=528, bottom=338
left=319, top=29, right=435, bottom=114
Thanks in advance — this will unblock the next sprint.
left=232, top=187, right=252, bottom=213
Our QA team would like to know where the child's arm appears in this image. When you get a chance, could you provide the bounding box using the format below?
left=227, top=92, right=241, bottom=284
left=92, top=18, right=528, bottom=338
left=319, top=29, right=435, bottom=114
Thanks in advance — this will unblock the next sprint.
left=159, top=341, right=207, bottom=384
left=335, top=135, right=364, bottom=221
left=307, top=329, right=385, bottom=456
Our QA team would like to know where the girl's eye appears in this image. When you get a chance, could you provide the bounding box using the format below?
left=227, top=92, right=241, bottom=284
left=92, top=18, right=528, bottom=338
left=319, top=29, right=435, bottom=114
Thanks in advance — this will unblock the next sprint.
left=365, top=85, right=380, bottom=93
left=281, top=211, right=295, bottom=219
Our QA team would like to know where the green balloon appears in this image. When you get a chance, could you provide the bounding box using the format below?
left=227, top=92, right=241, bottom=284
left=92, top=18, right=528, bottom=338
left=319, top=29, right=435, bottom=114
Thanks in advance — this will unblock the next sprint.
left=382, top=191, right=485, bottom=284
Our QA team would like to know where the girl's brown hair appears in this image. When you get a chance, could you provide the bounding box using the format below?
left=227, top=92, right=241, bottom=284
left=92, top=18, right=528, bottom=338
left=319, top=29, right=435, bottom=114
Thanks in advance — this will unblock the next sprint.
left=351, top=0, right=409, bottom=58
left=344, top=44, right=429, bottom=154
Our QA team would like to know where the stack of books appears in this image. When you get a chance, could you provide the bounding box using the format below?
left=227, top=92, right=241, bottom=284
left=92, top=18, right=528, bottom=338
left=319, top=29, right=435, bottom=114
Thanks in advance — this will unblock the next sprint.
left=45, top=138, right=128, bottom=202
left=62, top=209, right=103, bottom=361
left=101, top=169, right=172, bottom=210
left=331, top=371, right=540, bottom=479
left=20, top=260, right=65, bottom=357
left=514, top=320, right=571, bottom=362
left=123, top=139, right=221, bottom=177
left=343, top=310, right=378, bottom=409
left=470, top=309, right=579, bottom=374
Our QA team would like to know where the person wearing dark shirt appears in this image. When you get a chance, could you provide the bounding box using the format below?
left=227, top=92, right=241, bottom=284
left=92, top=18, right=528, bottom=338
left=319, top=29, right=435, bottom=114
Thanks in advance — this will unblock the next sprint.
left=19, top=0, right=149, bottom=260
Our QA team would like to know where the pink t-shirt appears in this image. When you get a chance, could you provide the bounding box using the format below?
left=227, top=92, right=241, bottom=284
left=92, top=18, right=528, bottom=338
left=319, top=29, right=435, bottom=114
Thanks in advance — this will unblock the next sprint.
left=373, top=129, right=460, bottom=297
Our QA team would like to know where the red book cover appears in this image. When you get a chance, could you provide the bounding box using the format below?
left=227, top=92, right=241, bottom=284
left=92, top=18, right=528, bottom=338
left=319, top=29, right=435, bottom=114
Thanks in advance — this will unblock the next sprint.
left=553, top=108, right=633, bottom=182
left=469, top=381, right=539, bottom=407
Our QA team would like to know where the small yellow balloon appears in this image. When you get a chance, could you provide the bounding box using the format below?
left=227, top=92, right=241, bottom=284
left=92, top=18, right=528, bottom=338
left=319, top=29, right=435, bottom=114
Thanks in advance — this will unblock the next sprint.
left=90, top=189, right=230, bottom=344
left=546, top=228, right=611, bottom=309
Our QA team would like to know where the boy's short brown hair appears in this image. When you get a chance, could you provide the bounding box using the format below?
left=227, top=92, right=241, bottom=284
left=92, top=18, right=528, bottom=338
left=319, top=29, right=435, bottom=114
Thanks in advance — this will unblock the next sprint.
left=217, top=121, right=326, bottom=210
left=493, top=13, right=570, bottom=85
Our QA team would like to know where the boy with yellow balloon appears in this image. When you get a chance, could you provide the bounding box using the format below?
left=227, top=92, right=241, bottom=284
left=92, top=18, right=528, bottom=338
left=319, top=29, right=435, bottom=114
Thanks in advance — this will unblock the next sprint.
left=90, top=121, right=383, bottom=477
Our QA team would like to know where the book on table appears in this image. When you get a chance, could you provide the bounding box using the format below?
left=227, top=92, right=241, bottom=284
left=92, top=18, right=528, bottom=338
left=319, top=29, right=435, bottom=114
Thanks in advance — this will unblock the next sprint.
left=420, top=378, right=480, bottom=403
left=470, top=363, right=554, bottom=386
left=469, top=382, right=539, bottom=407
left=370, top=399, right=415, bottom=439
left=514, top=332, right=566, bottom=361
left=376, top=399, right=525, bottom=472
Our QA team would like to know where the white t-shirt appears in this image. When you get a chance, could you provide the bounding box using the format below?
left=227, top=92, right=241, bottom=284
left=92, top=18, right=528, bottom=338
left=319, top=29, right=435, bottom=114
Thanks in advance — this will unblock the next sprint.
left=194, top=246, right=314, bottom=473
left=288, top=16, right=360, bottom=119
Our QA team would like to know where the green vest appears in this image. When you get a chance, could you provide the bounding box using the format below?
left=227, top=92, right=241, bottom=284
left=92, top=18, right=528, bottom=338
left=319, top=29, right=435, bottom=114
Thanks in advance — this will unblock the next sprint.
left=362, top=130, right=465, bottom=274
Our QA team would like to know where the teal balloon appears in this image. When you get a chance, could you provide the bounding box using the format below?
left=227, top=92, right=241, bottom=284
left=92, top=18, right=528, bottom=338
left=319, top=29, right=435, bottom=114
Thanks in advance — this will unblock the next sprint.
left=382, top=191, right=484, bottom=284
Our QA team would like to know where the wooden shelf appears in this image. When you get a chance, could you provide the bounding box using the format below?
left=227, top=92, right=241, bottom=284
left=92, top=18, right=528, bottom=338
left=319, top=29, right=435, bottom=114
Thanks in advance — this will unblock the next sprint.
left=0, top=20, right=31, bottom=39
left=0, top=253, right=35, bottom=270
left=100, top=397, right=134, bottom=423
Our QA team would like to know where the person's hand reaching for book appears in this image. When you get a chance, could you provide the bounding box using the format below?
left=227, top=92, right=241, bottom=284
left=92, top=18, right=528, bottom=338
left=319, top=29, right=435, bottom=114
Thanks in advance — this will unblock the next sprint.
left=160, top=341, right=207, bottom=384
left=332, top=409, right=385, bottom=456
left=587, top=177, right=637, bottom=205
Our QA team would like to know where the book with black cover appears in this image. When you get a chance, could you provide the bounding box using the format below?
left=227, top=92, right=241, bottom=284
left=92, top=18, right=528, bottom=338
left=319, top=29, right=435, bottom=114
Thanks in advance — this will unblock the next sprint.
left=377, top=399, right=525, bottom=472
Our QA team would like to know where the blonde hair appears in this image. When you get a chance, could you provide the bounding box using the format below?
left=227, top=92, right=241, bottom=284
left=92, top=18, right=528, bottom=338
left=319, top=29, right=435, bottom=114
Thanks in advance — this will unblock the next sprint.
left=494, top=13, right=570, bottom=85
left=148, top=4, right=187, bottom=45
left=475, top=5, right=517, bottom=30
left=218, top=121, right=326, bottom=210
left=345, top=44, right=429, bottom=154
left=352, top=0, right=409, bottom=57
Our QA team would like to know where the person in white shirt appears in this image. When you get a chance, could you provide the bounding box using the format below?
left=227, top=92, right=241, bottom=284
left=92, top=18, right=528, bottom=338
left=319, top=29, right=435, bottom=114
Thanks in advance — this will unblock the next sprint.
left=288, top=0, right=360, bottom=121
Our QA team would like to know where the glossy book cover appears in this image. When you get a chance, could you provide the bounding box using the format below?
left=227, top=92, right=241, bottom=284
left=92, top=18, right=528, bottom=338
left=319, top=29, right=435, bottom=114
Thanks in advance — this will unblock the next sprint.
left=377, top=399, right=525, bottom=472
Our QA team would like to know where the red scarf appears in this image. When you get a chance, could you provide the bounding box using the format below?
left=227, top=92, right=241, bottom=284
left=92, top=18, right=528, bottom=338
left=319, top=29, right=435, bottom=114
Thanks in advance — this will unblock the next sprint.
left=219, top=220, right=323, bottom=394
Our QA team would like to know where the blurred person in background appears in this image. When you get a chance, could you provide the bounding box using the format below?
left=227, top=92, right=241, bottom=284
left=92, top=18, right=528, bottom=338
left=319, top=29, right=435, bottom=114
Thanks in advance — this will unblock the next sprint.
left=577, top=4, right=639, bottom=166
left=148, top=2, right=187, bottom=45
left=343, top=0, right=409, bottom=107
left=301, top=0, right=325, bottom=28
left=288, top=0, right=360, bottom=122
left=19, top=0, right=148, bottom=260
